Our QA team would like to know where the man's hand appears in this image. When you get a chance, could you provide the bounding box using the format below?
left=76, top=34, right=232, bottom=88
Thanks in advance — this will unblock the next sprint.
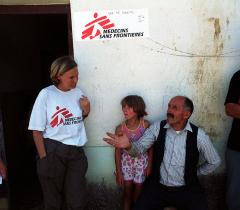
left=103, top=133, right=131, bottom=149
left=0, top=159, right=7, bottom=180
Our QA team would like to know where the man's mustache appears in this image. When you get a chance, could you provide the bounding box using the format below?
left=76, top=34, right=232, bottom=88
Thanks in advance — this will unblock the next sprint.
left=167, top=113, right=174, bottom=118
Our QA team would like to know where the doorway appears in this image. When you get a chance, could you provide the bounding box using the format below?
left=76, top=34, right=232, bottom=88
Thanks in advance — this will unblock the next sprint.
left=0, top=5, right=73, bottom=210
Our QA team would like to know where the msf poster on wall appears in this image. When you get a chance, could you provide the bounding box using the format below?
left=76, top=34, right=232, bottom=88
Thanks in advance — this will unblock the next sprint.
left=71, top=8, right=149, bottom=42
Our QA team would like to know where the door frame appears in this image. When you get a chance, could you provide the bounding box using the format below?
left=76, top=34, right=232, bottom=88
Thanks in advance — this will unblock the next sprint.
left=0, top=4, right=73, bottom=55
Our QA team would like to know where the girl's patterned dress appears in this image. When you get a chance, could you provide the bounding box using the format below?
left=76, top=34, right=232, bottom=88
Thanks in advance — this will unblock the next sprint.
left=121, top=119, right=148, bottom=183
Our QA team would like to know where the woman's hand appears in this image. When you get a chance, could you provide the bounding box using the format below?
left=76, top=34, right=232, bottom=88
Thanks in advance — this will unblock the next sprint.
left=80, top=96, right=90, bottom=118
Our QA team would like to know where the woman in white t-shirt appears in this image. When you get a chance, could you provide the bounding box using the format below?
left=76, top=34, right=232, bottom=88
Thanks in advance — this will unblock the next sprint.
left=28, top=56, right=90, bottom=210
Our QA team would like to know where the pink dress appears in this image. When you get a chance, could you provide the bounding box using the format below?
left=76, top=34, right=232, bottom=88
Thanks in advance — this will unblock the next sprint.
left=121, top=119, right=148, bottom=183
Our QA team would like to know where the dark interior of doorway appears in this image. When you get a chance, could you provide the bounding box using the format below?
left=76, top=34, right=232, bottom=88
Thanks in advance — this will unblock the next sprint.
left=0, top=13, right=70, bottom=210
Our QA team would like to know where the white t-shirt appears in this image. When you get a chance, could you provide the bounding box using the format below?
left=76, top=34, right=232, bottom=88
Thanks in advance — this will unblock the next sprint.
left=28, top=85, right=88, bottom=146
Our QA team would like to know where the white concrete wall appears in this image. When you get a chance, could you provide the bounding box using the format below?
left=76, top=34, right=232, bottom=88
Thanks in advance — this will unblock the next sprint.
left=71, top=0, right=239, bottom=142
left=69, top=0, right=240, bottom=183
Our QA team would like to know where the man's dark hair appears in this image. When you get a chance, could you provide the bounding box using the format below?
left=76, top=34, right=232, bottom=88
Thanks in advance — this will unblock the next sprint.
left=184, top=97, right=194, bottom=114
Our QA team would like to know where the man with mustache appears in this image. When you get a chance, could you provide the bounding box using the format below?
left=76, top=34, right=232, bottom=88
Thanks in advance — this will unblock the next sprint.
left=104, top=96, right=220, bottom=210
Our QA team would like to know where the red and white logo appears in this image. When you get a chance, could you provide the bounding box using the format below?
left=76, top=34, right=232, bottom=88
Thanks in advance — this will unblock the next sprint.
left=50, top=106, right=73, bottom=128
left=81, top=12, right=115, bottom=40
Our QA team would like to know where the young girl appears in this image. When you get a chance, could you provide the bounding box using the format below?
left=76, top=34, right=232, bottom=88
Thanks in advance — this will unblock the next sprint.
left=115, top=95, right=153, bottom=210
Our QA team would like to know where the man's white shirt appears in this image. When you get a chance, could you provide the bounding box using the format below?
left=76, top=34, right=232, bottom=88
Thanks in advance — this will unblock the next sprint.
left=130, top=121, right=221, bottom=186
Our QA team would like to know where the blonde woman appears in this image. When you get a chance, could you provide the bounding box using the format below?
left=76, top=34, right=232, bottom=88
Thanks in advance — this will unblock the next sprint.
left=28, top=56, right=90, bottom=210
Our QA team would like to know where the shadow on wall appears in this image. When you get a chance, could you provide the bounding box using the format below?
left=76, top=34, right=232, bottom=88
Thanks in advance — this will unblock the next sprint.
left=85, top=181, right=122, bottom=210
left=84, top=174, right=227, bottom=210
left=200, top=174, right=227, bottom=210
left=1, top=174, right=226, bottom=210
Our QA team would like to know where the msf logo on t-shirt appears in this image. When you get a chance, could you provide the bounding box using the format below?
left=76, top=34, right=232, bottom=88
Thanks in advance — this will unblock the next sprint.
left=50, top=106, right=73, bottom=128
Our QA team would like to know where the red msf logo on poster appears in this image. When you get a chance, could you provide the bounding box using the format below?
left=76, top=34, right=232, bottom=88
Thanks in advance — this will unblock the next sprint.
left=50, top=106, right=73, bottom=128
left=81, top=12, right=115, bottom=40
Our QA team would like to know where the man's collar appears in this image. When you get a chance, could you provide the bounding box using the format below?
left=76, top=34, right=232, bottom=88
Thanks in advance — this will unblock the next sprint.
left=164, top=120, right=192, bottom=132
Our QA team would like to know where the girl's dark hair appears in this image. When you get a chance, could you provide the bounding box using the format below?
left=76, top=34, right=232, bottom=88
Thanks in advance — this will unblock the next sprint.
left=121, top=95, right=147, bottom=118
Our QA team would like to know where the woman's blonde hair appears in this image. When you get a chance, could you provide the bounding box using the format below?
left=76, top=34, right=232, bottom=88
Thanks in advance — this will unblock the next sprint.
left=50, top=56, right=77, bottom=85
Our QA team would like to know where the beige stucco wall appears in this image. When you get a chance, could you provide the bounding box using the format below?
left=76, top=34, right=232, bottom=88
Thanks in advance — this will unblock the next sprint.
left=0, top=0, right=68, bottom=5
